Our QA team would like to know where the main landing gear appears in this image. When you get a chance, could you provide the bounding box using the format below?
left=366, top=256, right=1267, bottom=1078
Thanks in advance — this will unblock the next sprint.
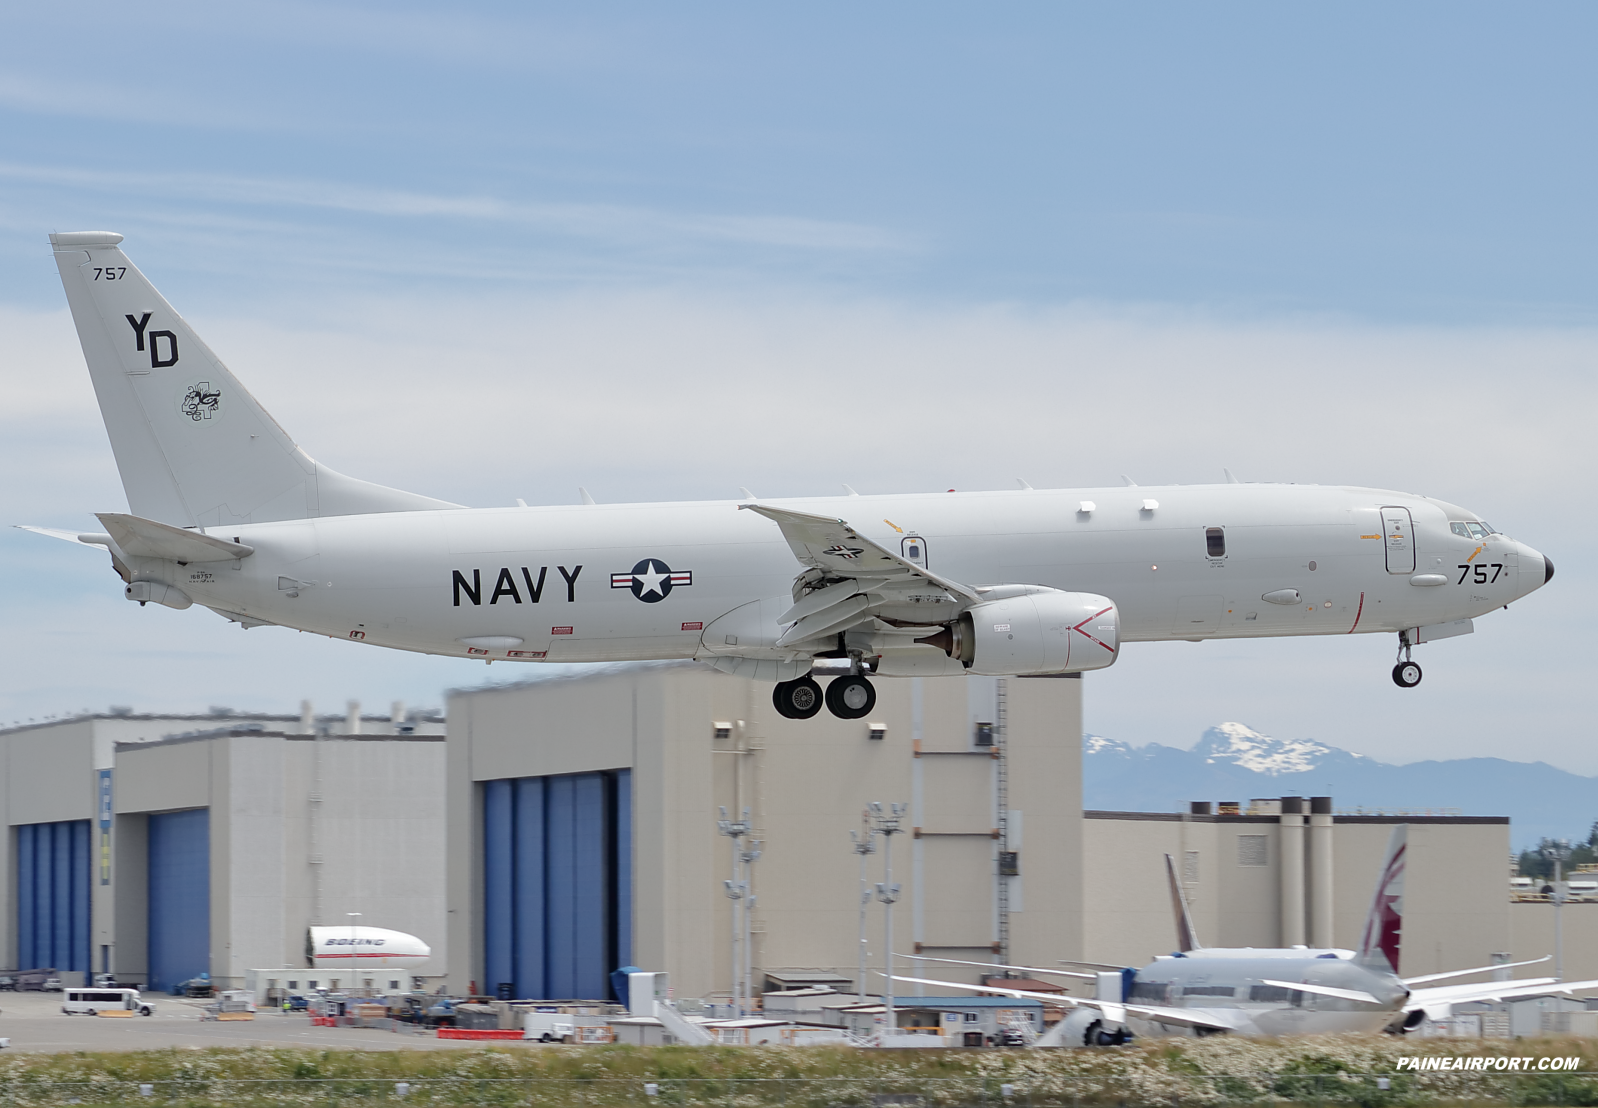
left=1392, top=638, right=1423, bottom=688
left=773, top=674, right=877, bottom=720
left=772, top=676, right=823, bottom=719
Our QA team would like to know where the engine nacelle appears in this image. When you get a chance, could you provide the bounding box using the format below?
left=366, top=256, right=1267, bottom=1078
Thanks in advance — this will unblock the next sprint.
left=917, top=589, right=1120, bottom=676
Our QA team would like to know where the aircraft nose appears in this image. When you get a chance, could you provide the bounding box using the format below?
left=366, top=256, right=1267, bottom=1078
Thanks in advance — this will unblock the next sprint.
left=1518, top=545, right=1553, bottom=595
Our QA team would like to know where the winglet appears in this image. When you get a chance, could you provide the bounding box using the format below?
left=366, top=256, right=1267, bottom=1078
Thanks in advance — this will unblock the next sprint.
left=1165, top=853, right=1202, bottom=952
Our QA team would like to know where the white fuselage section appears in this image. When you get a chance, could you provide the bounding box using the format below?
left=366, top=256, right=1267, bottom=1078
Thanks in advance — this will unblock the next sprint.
left=1123, top=951, right=1411, bottom=1038
left=140, top=482, right=1546, bottom=668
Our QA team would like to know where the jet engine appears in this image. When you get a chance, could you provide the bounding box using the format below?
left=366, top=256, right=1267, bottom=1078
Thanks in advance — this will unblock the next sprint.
left=915, top=588, right=1120, bottom=676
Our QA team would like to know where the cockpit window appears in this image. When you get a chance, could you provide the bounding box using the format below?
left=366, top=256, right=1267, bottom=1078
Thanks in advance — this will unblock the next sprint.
left=1451, top=522, right=1493, bottom=539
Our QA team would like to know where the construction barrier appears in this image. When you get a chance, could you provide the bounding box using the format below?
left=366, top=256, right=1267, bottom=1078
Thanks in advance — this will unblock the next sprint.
left=436, top=1028, right=524, bottom=1041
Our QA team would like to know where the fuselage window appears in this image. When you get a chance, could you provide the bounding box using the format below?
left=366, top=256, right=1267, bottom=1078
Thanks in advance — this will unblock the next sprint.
left=1205, top=527, right=1225, bottom=558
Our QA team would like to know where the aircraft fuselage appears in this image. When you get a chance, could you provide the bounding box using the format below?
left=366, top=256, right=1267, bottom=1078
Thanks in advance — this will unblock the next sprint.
left=144, top=481, right=1546, bottom=667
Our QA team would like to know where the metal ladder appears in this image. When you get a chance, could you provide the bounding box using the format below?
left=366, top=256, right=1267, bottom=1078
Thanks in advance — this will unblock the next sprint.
left=995, top=678, right=1010, bottom=965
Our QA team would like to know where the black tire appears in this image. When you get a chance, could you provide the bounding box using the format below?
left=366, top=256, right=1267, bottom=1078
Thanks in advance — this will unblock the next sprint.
left=772, top=677, right=824, bottom=720
left=140, top=1006, right=152, bottom=1016
left=85, top=1009, right=96, bottom=1017
left=825, top=675, right=876, bottom=719
left=1391, top=661, right=1422, bottom=688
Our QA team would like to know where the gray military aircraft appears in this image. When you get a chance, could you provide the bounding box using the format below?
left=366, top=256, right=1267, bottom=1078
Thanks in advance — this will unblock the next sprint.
left=25, top=232, right=1555, bottom=717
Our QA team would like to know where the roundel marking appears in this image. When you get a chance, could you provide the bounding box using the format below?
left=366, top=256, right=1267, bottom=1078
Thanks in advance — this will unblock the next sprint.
left=611, top=559, right=694, bottom=603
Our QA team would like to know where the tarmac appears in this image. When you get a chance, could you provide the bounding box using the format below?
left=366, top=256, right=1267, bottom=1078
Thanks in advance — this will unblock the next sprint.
left=0, top=991, right=530, bottom=1053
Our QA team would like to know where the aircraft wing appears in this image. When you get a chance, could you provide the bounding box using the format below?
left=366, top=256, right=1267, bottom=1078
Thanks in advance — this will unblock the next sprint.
left=1261, top=979, right=1382, bottom=1005
left=739, top=504, right=978, bottom=646
left=1402, top=956, right=1549, bottom=986
left=889, top=974, right=1248, bottom=1034
left=1406, top=976, right=1598, bottom=1019
left=895, top=953, right=1096, bottom=980
left=741, top=504, right=977, bottom=597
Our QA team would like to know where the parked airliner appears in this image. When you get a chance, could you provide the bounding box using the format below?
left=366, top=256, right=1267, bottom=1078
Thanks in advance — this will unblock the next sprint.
left=897, top=828, right=1598, bottom=1044
left=25, top=232, right=1554, bottom=720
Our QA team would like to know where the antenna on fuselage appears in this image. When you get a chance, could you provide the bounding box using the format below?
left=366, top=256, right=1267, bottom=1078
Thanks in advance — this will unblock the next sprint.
left=1165, top=852, right=1203, bottom=953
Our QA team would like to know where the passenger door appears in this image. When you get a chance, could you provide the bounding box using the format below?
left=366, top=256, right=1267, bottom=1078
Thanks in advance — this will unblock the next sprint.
left=1379, top=507, right=1415, bottom=574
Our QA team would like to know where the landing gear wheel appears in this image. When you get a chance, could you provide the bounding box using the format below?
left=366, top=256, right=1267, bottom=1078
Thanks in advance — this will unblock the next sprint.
left=825, top=675, right=876, bottom=719
left=773, top=677, right=824, bottom=719
left=1392, top=661, right=1422, bottom=688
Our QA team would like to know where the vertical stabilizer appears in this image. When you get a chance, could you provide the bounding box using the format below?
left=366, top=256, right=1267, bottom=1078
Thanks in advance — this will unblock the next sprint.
left=1164, top=852, right=1202, bottom=952
left=1358, top=825, right=1406, bottom=972
left=49, top=232, right=458, bottom=527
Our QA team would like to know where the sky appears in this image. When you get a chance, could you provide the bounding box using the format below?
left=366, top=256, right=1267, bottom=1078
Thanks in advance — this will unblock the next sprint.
left=2, top=4, right=1596, bottom=802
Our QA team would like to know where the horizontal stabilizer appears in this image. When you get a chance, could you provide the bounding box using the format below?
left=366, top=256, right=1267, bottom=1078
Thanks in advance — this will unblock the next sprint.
left=97, top=513, right=253, bottom=563
left=15, top=525, right=113, bottom=549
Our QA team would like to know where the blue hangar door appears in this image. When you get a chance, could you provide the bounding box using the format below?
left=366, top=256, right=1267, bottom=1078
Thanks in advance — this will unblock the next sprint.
left=147, top=809, right=210, bottom=992
left=483, top=769, right=631, bottom=1001
left=15, top=820, right=91, bottom=974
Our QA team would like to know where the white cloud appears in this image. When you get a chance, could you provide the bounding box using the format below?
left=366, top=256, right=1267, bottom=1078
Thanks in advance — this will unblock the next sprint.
left=0, top=162, right=910, bottom=256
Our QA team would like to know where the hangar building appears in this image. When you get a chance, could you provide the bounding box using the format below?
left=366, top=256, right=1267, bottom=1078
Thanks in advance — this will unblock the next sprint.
left=0, top=705, right=446, bottom=990
left=445, top=663, right=1572, bottom=1004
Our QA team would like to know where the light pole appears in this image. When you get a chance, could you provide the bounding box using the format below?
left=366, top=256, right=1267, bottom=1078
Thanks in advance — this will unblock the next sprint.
left=742, top=837, right=763, bottom=1014
left=718, top=807, right=752, bottom=1016
left=1541, top=839, right=1573, bottom=981
left=870, top=802, right=906, bottom=1041
left=850, top=816, right=877, bottom=1004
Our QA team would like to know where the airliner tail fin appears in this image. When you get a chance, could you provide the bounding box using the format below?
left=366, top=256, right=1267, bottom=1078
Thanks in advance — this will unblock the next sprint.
left=49, top=231, right=457, bottom=528
left=1358, top=825, right=1406, bottom=972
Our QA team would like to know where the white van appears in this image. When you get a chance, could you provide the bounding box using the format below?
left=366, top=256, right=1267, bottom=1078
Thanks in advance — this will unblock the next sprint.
left=62, top=988, right=154, bottom=1016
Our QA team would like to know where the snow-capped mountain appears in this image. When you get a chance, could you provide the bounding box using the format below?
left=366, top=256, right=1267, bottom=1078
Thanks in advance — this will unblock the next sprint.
left=1083, top=723, right=1596, bottom=850
left=1193, top=722, right=1372, bottom=776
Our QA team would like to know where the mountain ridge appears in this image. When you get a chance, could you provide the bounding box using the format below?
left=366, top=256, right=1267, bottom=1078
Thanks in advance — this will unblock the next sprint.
left=1083, top=723, right=1595, bottom=849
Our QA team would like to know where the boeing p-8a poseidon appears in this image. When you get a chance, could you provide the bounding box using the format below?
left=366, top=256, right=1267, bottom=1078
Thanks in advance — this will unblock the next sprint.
left=27, top=232, right=1554, bottom=720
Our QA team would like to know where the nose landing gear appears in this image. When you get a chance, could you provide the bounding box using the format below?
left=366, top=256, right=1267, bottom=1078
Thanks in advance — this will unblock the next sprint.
left=1391, top=639, right=1423, bottom=688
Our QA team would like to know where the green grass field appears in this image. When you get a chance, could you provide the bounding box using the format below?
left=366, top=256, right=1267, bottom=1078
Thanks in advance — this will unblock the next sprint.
left=0, top=1036, right=1593, bottom=1106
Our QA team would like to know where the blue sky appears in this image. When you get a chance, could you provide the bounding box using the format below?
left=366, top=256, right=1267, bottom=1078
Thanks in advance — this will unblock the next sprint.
left=3, top=4, right=1596, bottom=797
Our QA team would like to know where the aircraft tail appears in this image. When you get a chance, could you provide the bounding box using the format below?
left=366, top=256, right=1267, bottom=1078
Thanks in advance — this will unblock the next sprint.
left=1164, top=852, right=1202, bottom=952
left=48, top=232, right=458, bottom=528
left=1357, top=824, right=1406, bottom=972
